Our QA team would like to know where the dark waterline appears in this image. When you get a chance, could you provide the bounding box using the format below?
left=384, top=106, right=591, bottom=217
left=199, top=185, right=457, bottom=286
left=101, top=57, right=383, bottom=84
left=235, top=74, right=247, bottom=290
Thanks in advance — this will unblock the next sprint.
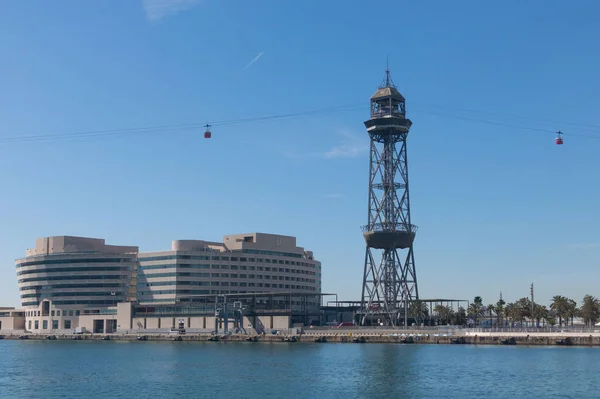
left=1, top=341, right=598, bottom=398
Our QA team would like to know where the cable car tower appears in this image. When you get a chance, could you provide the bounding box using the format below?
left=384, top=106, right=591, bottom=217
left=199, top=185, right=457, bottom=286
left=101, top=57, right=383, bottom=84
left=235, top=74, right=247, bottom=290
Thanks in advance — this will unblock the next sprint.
left=359, top=66, right=419, bottom=326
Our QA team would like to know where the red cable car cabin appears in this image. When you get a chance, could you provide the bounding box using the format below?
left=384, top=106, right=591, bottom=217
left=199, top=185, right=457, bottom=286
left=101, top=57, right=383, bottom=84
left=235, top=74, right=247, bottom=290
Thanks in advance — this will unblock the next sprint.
left=555, top=131, right=563, bottom=145
left=204, top=124, right=212, bottom=139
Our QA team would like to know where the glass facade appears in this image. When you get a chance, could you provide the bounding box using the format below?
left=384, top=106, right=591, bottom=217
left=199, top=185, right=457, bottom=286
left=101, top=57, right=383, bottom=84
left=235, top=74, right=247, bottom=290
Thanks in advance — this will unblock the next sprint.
left=16, top=253, right=137, bottom=308
left=138, top=250, right=322, bottom=306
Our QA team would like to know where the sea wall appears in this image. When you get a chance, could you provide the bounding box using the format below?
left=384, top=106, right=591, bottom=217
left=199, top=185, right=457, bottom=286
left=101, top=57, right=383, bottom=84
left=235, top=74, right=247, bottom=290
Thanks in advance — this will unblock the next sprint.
left=2, top=330, right=600, bottom=347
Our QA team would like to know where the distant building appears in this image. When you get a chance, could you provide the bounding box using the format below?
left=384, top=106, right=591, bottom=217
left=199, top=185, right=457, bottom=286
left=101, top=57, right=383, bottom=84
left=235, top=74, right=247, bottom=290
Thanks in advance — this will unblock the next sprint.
left=15, top=236, right=138, bottom=332
left=0, top=307, right=25, bottom=331
left=10, top=233, right=322, bottom=334
left=137, top=233, right=322, bottom=307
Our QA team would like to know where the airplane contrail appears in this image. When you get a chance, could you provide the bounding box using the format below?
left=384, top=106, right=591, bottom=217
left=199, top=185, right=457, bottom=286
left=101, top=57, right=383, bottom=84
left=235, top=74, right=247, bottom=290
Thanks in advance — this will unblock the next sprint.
left=244, top=51, right=265, bottom=69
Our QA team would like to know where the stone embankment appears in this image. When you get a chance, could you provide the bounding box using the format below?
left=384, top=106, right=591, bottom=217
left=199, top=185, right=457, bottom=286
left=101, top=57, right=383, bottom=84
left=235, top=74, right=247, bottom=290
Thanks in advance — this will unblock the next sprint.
left=3, top=329, right=600, bottom=346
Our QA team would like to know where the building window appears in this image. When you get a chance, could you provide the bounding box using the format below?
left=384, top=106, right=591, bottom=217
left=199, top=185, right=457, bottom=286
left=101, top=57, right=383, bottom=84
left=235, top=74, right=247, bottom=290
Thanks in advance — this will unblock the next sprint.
left=69, top=310, right=74, bottom=316
left=75, top=310, right=80, bottom=316
left=64, top=320, right=71, bottom=329
left=42, top=320, right=48, bottom=329
left=28, top=320, right=32, bottom=330
left=56, top=310, right=61, bottom=316
left=51, top=310, right=55, bottom=316
left=34, top=320, right=39, bottom=329
left=52, top=320, right=59, bottom=329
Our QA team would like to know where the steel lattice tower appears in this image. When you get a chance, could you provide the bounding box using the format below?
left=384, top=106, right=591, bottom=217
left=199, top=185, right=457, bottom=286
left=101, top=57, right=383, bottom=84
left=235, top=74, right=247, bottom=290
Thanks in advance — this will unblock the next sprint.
left=360, top=67, right=418, bottom=326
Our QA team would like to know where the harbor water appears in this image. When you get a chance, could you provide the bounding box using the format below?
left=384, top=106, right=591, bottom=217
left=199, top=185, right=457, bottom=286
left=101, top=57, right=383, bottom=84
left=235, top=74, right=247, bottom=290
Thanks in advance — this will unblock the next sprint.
left=0, top=340, right=598, bottom=398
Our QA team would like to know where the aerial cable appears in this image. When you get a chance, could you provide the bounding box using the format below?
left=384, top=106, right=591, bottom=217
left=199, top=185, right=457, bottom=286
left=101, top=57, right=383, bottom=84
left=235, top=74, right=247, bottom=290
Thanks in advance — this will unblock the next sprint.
left=0, top=101, right=599, bottom=144
left=0, top=103, right=365, bottom=144
left=415, top=102, right=600, bottom=133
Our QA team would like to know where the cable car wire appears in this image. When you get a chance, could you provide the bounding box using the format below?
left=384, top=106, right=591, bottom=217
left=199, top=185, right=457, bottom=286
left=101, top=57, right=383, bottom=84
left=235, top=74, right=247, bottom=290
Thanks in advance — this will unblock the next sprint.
left=415, top=102, right=600, bottom=132
left=0, top=103, right=365, bottom=144
left=413, top=109, right=600, bottom=140
left=0, top=101, right=599, bottom=144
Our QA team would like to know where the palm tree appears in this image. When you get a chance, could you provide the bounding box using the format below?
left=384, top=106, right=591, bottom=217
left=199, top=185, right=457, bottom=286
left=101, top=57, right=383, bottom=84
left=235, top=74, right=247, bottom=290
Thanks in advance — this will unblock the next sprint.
left=565, top=299, right=578, bottom=326
left=504, top=302, right=519, bottom=327
left=580, top=295, right=600, bottom=327
left=434, top=305, right=453, bottom=325
left=550, top=296, right=569, bottom=326
left=409, top=300, right=429, bottom=325
left=532, top=304, right=548, bottom=327
left=467, top=302, right=484, bottom=327
left=453, top=306, right=467, bottom=326
left=486, top=304, right=496, bottom=327
left=495, top=298, right=505, bottom=327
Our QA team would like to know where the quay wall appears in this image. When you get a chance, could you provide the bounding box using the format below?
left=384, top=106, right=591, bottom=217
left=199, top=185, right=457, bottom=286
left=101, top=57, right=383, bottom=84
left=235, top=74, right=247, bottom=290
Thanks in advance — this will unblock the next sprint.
left=3, top=330, right=600, bottom=347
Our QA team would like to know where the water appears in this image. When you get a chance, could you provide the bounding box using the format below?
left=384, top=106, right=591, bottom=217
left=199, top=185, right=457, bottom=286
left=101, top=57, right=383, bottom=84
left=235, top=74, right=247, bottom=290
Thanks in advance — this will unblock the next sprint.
left=0, top=341, right=598, bottom=398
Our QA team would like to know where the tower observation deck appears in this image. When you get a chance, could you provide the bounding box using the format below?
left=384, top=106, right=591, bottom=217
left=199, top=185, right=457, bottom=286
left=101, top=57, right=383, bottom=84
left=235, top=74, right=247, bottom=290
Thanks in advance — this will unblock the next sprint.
left=359, top=67, right=419, bottom=326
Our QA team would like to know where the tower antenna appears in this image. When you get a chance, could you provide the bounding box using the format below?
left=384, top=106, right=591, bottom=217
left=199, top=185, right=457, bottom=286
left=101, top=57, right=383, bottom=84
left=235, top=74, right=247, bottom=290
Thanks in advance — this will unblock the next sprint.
left=380, top=57, right=396, bottom=88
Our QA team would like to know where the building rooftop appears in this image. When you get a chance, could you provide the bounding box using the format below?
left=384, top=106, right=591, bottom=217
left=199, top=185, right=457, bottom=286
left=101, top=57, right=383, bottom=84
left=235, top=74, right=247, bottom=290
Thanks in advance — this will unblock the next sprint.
left=24, top=236, right=139, bottom=257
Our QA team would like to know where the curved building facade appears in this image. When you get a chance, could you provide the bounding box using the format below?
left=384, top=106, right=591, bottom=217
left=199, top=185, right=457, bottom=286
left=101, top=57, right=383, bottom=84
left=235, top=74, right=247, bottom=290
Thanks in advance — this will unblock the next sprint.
left=138, top=233, right=322, bottom=307
left=16, top=236, right=138, bottom=332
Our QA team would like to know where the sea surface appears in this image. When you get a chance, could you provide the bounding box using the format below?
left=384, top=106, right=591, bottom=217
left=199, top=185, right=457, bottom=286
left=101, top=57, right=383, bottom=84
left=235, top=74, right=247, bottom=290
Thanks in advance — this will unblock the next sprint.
left=0, top=340, right=598, bottom=398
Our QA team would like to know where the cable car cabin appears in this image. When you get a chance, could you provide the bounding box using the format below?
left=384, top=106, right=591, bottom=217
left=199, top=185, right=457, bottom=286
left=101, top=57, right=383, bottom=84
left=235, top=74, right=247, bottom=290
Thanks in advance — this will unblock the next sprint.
left=204, top=124, right=212, bottom=139
left=555, top=131, right=563, bottom=145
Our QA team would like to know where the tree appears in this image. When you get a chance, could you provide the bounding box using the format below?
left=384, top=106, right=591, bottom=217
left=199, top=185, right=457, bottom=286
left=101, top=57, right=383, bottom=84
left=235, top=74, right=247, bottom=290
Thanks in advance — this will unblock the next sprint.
left=580, top=295, right=600, bottom=327
left=504, top=302, right=518, bottom=327
left=486, top=304, right=496, bottom=327
left=468, top=297, right=485, bottom=326
left=550, top=296, right=570, bottom=327
left=532, top=304, right=548, bottom=327
left=433, top=305, right=453, bottom=325
left=515, top=297, right=532, bottom=324
left=495, top=298, right=506, bottom=327
left=453, top=306, right=467, bottom=326
left=409, top=300, right=429, bottom=325
left=565, top=299, right=578, bottom=326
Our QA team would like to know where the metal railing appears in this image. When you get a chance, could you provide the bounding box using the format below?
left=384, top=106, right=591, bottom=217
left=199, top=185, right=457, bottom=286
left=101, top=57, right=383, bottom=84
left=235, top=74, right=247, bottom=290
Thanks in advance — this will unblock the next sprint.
left=361, top=222, right=418, bottom=234
left=464, top=326, right=600, bottom=334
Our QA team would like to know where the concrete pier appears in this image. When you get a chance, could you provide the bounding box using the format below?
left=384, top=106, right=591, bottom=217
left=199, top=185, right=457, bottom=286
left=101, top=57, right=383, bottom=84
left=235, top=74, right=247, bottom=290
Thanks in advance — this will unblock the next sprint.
left=3, top=330, right=600, bottom=347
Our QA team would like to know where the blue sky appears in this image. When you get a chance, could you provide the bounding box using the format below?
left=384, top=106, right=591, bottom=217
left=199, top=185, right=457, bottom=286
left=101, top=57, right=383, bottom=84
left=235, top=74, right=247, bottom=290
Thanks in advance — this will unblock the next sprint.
left=1, top=0, right=599, bottom=308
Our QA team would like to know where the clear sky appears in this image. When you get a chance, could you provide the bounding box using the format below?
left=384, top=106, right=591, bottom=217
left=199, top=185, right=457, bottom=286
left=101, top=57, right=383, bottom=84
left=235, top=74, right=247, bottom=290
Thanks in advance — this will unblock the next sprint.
left=1, top=0, right=599, bottom=308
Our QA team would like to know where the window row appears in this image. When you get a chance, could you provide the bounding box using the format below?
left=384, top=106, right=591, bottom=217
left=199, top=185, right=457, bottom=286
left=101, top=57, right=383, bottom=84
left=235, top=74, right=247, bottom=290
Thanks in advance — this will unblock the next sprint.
left=22, top=299, right=120, bottom=307
left=21, top=291, right=123, bottom=299
left=17, top=266, right=131, bottom=276
left=138, top=282, right=317, bottom=293
left=17, top=257, right=133, bottom=268
left=26, top=309, right=79, bottom=317
left=138, top=273, right=318, bottom=284
left=19, top=275, right=125, bottom=283
left=139, top=255, right=318, bottom=268
left=139, top=263, right=317, bottom=276
left=28, top=319, right=71, bottom=330
left=20, top=283, right=123, bottom=291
